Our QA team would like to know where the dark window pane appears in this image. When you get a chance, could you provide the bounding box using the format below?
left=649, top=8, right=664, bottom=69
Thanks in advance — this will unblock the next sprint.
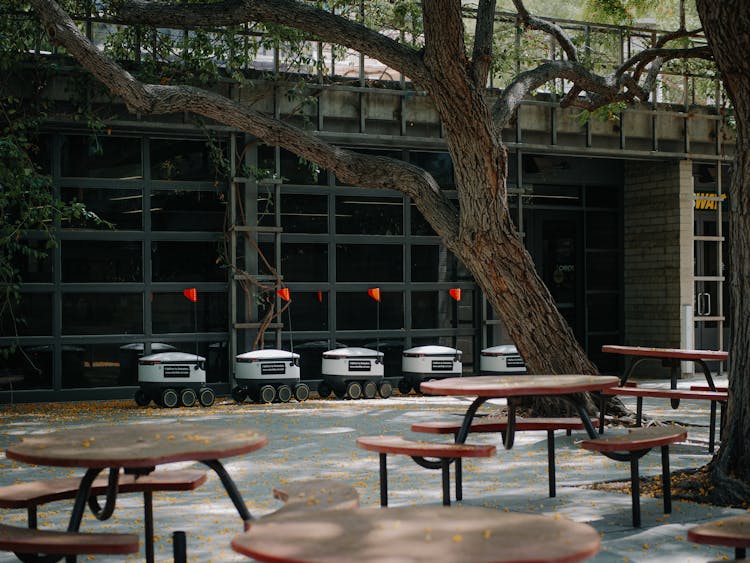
left=336, top=291, right=403, bottom=330
left=61, top=135, right=142, bottom=179
left=30, top=134, right=52, bottom=175
left=409, top=151, right=454, bottom=189
left=62, top=293, right=142, bottom=334
left=62, top=241, right=142, bottom=283
left=410, top=203, right=437, bottom=236
left=116, top=342, right=179, bottom=385
left=585, top=185, right=619, bottom=208
left=158, top=341, right=228, bottom=384
left=294, top=339, right=343, bottom=381
left=150, top=139, right=223, bottom=181
left=14, top=240, right=53, bottom=283
left=258, top=193, right=328, bottom=233
left=586, top=252, right=619, bottom=291
left=151, top=189, right=227, bottom=231
left=62, top=188, right=143, bottom=230
left=0, top=346, right=53, bottom=389
left=0, top=293, right=52, bottom=336
left=282, top=291, right=328, bottom=331
left=280, top=243, right=328, bottom=282
left=62, top=343, right=123, bottom=389
left=412, top=291, right=459, bottom=329
left=341, top=338, right=404, bottom=378
left=279, top=148, right=328, bottom=185
left=586, top=212, right=618, bottom=249
left=153, top=291, right=228, bottom=333
left=152, top=241, right=225, bottom=282
left=412, top=245, right=459, bottom=282
left=336, top=244, right=402, bottom=282
left=587, top=293, right=619, bottom=332
left=336, top=196, right=403, bottom=235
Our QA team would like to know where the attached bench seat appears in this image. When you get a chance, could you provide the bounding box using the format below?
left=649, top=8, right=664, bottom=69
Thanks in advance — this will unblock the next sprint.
left=411, top=416, right=597, bottom=497
left=267, top=479, right=360, bottom=518
left=0, top=469, right=207, bottom=562
left=356, top=436, right=495, bottom=506
left=0, top=522, right=139, bottom=557
left=580, top=425, right=687, bottom=527
left=599, top=384, right=726, bottom=451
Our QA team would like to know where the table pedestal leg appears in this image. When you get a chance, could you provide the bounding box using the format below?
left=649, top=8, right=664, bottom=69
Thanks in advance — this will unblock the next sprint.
left=201, top=459, right=253, bottom=525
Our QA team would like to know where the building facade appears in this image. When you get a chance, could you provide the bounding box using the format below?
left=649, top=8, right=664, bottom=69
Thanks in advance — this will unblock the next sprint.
left=0, top=13, right=732, bottom=402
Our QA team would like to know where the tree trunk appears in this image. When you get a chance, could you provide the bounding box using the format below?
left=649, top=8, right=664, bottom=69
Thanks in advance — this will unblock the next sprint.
left=696, top=0, right=750, bottom=496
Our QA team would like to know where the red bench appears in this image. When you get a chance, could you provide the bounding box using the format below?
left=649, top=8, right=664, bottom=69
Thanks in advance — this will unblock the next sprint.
left=599, top=383, right=725, bottom=452
left=355, top=436, right=495, bottom=506
left=580, top=425, right=687, bottom=527
left=267, top=479, right=360, bottom=518
left=0, top=523, right=139, bottom=558
left=0, top=469, right=207, bottom=562
left=411, top=417, right=597, bottom=498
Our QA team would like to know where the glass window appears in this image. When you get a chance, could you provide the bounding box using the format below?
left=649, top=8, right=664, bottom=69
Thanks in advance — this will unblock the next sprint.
left=279, top=243, right=328, bottom=282
left=258, top=192, right=329, bottom=234
left=152, top=241, right=225, bottom=282
left=61, top=135, right=142, bottom=179
left=151, top=189, right=227, bottom=231
left=336, top=244, right=403, bottom=282
left=411, top=291, right=460, bottom=329
left=62, top=241, right=142, bottom=283
left=585, top=185, right=619, bottom=208
left=411, top=245, right=459, bottom=282
left=408, top=151, right=455, bottom=189
left=0, top=346, right=53, bottom=389
left=30, top=134, right=52, bottom=175
left=152, top=291, right=228, bottom=333
left=525, top=185, right=581, bottom=206
left=279, top=148, right=328, bottom=185
left=587, top=293, right=619, bottom=332
left=61, top=343, right=123, bottom=389
left=410, top=203, right=437, bottom=236
left=150, top=139, right=223, bottom=182
left=336, top=291, right=403, bottom=330
left=283, top=291, right=328, bottom=331
left=157, top=341, right=228, bottom=384
left=61, top=187, right=143, bottom=230
left=336, top=196, right=403, bottom=235
left=62, top=293, right=142, bottom=334
left=0, top=293, right=52, bottom=336
left=586, top=212, right=618, bottom=249
left=586, top=251, right=619, bottom=291
left=339, top=337, right=404, bottom=378
left=294, top=338, right=343, bottom=381
left=14, top=240, right=53, bottom=283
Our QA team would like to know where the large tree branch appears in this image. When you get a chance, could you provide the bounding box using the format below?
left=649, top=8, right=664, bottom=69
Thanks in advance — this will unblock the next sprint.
left=471, top=0, right=497, bottom=87
left=110, top=0, right=431, bottom=86
left=28, top=0, right=458, bottom=240
left=512, top=0, right=578, bottom=62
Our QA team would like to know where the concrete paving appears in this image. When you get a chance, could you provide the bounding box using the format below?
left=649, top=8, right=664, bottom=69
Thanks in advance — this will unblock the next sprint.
left=0, top=375, right=741, bottom=562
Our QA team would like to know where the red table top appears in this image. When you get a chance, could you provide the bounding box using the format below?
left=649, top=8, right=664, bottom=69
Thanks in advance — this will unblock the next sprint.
left=5, top=422, right=268, bottom=468
left=420, top=375, right=620, bottom=398
left=231, top=506, right=601, bottom=563
left=602, top=345, right=728, bottom=361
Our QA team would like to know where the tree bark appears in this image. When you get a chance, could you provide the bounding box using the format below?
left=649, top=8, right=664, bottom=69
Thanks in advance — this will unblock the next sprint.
left=696, top=0, right=750, bottom=497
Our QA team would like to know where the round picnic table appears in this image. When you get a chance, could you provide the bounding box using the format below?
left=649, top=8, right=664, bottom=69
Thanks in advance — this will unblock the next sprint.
left=231, top=505, right=601, bottom=563
left=420, top=374, right=620, bottom=447
left=5, top=422, right=268, bottom=563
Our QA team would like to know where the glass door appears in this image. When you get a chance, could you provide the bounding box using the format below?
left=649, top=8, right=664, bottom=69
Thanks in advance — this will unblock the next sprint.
left=694, top=210, right=727, bottom=356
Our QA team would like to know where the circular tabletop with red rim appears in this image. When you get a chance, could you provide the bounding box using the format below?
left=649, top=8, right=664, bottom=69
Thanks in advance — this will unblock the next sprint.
left=231, top=505, right=600, bottom=563
left=420, top=374, right=620, bottom=398
left=601, top=345, right=728, bottom=361
left=5, top=422, right=268, bottom=469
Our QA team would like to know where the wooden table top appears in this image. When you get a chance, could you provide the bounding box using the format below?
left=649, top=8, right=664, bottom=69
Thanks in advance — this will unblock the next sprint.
left=420, top=375, right=619, bottom=398
left=602, top=345, right=728, bottom=361
left=5, top=422, right=268, bottom=468
left=688, top=515, right=750, bottom=548
left=231, top=506, right=600, bottom=563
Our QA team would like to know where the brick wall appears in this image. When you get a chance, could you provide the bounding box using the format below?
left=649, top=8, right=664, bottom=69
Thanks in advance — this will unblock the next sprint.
left=623, top=160, right=694, bottom=376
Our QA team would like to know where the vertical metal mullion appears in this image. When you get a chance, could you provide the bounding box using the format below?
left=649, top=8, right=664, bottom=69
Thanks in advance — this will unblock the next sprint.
left=229, top=133, right=238, bottom=368
left=716, top=165, right=724, bottom=371
left=274, top=179, right=282, bottom=349
left=142, top=137, right=153, bottom=350
left=52, top=134, right=63, bottom=391
left=328, top=176, right=336, bottom=347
